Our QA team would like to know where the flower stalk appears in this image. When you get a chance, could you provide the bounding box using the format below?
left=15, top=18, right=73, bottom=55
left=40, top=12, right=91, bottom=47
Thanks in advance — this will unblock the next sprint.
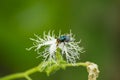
left=0, top=61, right=99, bottom=80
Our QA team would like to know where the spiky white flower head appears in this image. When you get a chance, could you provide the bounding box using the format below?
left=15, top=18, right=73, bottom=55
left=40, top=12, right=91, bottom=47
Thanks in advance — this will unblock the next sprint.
left=27, top=30, right=84, bottom=64
left=86, top=62, right=100, bottom=80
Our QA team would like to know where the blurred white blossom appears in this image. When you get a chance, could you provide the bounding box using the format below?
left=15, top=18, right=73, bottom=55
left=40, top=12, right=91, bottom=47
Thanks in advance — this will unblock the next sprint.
left=86, top=62, right=100, bottom=80
left=27, top=30, right=83, bottom=64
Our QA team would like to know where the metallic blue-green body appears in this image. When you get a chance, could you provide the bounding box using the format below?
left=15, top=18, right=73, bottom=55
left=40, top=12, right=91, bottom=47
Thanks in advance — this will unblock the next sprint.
left=58, top=36, right=70, bottom=42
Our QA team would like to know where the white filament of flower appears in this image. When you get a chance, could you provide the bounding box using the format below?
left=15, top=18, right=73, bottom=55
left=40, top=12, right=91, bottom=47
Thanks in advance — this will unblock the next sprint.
left=27, top=31, right=84, bottom=64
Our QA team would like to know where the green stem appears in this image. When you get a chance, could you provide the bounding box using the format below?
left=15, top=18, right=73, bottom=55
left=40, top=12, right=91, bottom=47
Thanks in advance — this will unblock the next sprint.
left=0, top=73, right=24, bottom=80
left=0, top=66, right=39, bottom=80
left=64, top=62, right=88, bottom=67
left=0, top=62, right=88, bottom=80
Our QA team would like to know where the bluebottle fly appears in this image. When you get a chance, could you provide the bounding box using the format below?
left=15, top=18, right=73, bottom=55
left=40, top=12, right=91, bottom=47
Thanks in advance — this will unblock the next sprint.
left=57, top=35, right=70, bottom=46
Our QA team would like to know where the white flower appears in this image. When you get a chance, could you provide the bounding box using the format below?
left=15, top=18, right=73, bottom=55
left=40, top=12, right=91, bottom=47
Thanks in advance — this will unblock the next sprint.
left=86, top=62, right=100, bottom=80
left=27, top=30, right=83, bottom=64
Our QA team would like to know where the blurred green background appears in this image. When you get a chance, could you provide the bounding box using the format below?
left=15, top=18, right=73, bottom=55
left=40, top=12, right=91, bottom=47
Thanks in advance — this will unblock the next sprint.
left=0, top=0, right=120, bottom=80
